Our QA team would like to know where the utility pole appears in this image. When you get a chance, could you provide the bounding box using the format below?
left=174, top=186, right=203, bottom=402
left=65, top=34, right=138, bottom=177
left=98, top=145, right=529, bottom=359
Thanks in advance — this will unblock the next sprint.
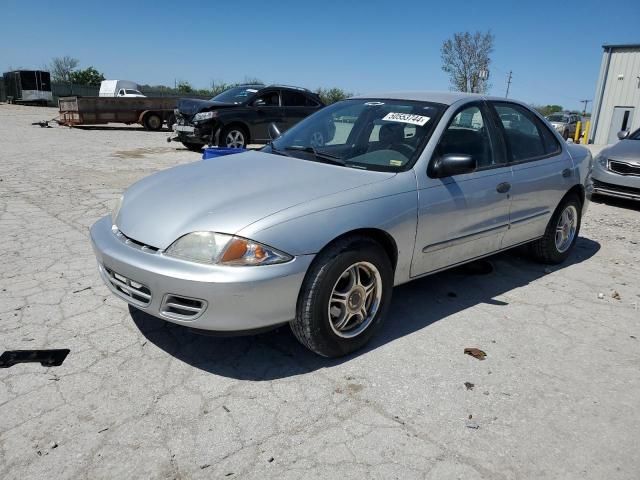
left=580, top=99, right=591, bottom=116
left=505, top=71, right=513, bottom=98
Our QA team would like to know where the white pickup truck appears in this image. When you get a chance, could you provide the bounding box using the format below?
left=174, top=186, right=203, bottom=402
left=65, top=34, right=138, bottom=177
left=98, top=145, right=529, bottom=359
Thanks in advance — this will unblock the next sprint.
left=99, top=80, right=146, bottom=98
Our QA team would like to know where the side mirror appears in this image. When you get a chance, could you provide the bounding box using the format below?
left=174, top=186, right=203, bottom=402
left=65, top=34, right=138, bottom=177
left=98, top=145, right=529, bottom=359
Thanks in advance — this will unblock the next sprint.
left=253, top=99, right=266, bottom=107
left=432, top=154, right=476, bottom=178
left=268, top=123, right=281, bottom=140
left=617, top=130, right=630, bottom=140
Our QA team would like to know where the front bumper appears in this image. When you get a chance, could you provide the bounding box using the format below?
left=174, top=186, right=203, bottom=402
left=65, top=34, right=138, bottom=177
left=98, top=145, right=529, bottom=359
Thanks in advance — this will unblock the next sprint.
left=90, top=216, right=314, bottom=331
left=592, top=161, right=640, bottom=201
left=173, top=118, right=216, bottom=143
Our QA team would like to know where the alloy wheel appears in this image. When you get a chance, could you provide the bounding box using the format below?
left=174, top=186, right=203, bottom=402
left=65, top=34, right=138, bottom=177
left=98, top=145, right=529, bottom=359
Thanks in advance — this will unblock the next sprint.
left=226, top=130, right=245, bottom=148
left=555, top=205, right=577, bottom=253
left=328, top=261, right=382, bottom=338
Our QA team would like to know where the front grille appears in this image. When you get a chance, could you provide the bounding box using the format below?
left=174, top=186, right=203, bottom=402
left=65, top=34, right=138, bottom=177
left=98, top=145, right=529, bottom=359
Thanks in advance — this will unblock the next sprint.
left=593, top=179, right=640, bottom=197
left=160, top=294, right=207, bottom=321
left=114, top=229, right=159, bottom=253
left=608, top=160, right=640, bottom=176
left=103, top=266, right=152, bottom=307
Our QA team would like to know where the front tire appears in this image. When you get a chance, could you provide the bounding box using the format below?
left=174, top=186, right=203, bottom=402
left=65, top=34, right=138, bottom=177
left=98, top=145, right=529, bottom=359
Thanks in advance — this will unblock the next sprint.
left=530, top=194, right=581, bottom=264
left=291, top=236, right=393, bottom=357
left=220, top=125, right=248, bottom=148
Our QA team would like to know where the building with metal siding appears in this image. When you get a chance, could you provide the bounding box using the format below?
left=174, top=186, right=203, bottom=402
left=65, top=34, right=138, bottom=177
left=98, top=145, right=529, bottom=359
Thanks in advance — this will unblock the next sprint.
left=590, top=44, right=640, bottom=145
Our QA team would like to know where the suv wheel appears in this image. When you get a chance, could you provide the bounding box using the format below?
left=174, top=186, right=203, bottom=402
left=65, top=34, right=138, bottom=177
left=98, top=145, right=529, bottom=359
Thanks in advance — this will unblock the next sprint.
left=221, top=126, right=247, bottom=148
left=291, top=236, right=393, bottom=357
left=530, top=194, right=581, bottom=264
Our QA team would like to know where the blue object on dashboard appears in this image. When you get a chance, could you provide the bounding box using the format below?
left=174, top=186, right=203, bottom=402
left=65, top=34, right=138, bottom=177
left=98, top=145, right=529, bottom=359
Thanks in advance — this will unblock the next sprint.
left=202, top=147, right=246, bottom=160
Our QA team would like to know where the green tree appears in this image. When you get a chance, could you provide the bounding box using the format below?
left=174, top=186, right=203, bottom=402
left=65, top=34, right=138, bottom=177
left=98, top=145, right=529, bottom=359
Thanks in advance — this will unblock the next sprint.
left=533, top=104, right=564, bottom=117
left=176, top=81, right=194, bottom=94
left=315, top=87, right=352, bottom=105
left=441, top=31, right=494, bottom=93
left=69, top=66, right=105, bottom=86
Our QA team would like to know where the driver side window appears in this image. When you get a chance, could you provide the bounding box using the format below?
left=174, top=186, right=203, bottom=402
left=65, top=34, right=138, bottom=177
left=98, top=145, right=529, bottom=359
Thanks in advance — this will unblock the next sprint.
left=437, top=105, right=498, bottom=169
left=254, top=91, right=280, bottom=106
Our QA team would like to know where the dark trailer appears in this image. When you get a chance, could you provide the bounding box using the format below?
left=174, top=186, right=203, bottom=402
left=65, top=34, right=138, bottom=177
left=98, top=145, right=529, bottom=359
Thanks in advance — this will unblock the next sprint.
left=3, top=70, right=52, bottom=105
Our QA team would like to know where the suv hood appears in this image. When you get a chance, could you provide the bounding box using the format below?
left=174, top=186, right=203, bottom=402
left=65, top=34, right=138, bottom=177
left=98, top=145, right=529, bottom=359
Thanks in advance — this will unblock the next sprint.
left=116, top=150, right=395, bottom=249
left=177, top=98, right=236, bottom=115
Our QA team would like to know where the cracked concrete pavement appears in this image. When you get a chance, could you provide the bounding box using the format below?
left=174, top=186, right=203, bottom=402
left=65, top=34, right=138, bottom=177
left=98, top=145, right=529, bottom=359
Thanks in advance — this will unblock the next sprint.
left=1, top=104, right=639, bottom=479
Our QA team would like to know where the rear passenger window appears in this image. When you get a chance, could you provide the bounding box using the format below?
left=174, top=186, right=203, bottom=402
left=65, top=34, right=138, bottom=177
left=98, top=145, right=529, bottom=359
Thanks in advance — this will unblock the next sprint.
left=494, top=103, right=549, bottom=161
left=282, top=91, right=308, bottom=107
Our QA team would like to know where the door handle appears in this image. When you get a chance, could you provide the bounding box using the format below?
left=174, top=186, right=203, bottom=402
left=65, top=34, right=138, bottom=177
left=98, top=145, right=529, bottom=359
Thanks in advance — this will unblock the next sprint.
left=496, top=182, right=511, bottom=193
left=562, top=168, right=572, bottom=178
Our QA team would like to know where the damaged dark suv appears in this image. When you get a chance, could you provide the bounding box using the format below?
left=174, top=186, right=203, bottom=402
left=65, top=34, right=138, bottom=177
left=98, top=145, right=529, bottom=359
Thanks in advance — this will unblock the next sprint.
left=170, top=84, right=328, bottom=151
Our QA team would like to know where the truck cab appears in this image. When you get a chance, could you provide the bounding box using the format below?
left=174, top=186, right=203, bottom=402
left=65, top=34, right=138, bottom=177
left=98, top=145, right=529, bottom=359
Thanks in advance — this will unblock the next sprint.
left=100, top=80, right=146, bottom=98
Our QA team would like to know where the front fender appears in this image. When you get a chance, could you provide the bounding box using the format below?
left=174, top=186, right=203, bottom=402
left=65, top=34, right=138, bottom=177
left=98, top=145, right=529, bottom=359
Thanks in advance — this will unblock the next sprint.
left=237, top=174, right=419, bottom=285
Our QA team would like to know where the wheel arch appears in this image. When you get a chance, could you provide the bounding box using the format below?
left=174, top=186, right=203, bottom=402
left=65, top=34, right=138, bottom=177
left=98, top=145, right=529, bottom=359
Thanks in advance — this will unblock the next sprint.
left=313, top=228, right=399, bottom=271
left=565, top=183, right=586, bottom=207
left=221, top=121, right=251, bottom=144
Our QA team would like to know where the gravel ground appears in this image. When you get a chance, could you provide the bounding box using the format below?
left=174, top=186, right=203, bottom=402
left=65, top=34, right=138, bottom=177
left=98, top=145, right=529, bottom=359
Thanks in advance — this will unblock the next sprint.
left=1, top=104, right=639, bottom=479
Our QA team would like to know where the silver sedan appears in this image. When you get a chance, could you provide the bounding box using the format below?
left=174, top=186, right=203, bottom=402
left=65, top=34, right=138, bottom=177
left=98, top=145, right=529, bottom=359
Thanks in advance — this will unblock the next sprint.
left=90, top=92, right=593, bottom=357
left=592, top=128, right=640, bottom=201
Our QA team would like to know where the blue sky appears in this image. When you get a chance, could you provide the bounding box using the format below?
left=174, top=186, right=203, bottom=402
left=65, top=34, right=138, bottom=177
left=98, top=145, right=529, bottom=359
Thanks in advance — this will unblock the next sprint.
left=2, top=0, right=638, bottom=111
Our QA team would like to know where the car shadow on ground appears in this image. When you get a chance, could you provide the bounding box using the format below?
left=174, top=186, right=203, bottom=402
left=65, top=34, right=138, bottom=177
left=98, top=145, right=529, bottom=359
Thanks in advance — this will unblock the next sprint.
left=591, top=195, right=640, bottom=212
left=71, top=125, right=171, bottom=132
left=131, top=237, right=600, bottom=380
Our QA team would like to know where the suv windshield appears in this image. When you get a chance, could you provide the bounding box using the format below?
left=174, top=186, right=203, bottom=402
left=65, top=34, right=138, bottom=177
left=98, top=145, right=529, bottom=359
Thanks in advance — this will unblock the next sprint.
left=212, top=85, right=263, bottom=104
left=267, top=99, right=444, bottom=171
left=548, top=114, right=568, bottom=123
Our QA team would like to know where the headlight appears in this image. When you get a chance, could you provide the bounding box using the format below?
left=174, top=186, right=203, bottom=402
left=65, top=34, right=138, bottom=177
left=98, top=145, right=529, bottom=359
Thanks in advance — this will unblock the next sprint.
left=193, top=111, right=217, bottom=122
left=595, top=153, right=607, bottom=167
left=165, top=232, right=292, bottom=266
left=112, top=195, right=123, bottom=224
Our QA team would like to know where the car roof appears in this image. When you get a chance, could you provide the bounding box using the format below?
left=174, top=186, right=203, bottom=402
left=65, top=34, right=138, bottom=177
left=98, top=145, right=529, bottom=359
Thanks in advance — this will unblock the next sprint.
left=351, top=91, right=530, bottom=107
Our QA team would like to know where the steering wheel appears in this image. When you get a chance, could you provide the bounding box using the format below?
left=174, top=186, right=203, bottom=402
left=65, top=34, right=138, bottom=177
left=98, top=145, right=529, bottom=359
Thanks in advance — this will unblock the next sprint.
left=390, top=142, right=415, bottom=159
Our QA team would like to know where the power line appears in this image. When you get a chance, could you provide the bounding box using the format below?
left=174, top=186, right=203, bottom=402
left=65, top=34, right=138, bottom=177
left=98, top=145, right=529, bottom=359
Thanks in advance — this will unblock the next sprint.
left=505, top=71, right=512, bottom=98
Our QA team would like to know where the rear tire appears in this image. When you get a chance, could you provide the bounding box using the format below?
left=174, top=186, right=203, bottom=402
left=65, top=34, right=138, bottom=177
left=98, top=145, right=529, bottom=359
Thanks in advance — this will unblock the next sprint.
left=181, top=142, right=203, bottom=152
left=290, top=236, right=393, bottom=357
left=529, top=194, right=581, bottom=264
left=144, top=113, right=163, bottom=131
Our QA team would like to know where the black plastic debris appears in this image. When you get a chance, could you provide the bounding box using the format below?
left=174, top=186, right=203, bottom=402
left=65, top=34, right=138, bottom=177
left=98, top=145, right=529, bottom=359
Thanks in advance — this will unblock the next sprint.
left=0, top=349, right=70, bottom=368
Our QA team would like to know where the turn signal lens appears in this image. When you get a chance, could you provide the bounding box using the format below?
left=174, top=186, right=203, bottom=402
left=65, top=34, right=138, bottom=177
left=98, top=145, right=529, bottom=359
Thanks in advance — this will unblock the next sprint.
left=219, top=237, right=291, bottom=266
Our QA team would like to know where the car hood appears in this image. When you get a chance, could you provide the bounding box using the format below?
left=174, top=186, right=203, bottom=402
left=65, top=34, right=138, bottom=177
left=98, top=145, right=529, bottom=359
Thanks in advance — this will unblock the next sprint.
left=603, top=140, right=640, bottom=163
left=116, top=150, right=396, bottom=249
left=177, top=98, right=236, bottom=115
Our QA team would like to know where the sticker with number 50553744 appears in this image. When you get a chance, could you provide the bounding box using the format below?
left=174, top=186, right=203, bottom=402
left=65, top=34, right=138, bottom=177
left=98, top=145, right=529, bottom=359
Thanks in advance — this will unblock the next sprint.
left=382, top=112, right=430, bottom=126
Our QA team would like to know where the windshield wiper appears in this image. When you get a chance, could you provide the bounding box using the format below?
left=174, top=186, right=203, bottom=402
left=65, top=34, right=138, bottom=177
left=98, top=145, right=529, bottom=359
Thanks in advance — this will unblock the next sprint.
left=269, top=143, right=291, bottom=157
left=283, top=146, right=346, bottom=166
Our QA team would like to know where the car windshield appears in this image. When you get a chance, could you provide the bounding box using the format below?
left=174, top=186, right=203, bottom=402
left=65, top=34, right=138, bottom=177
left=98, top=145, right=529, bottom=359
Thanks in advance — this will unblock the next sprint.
left=267, top=99, right=445, bottom=172
left=125, top=89, right=141, bottom=95
left=548, top=114, right=568, bottom=122
left=211, top=85, right=263, bottom=104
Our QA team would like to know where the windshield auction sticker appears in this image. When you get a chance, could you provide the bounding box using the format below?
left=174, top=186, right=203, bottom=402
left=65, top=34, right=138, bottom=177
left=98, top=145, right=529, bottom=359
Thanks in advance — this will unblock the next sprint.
left=382, top=112, right=430, bottom=126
